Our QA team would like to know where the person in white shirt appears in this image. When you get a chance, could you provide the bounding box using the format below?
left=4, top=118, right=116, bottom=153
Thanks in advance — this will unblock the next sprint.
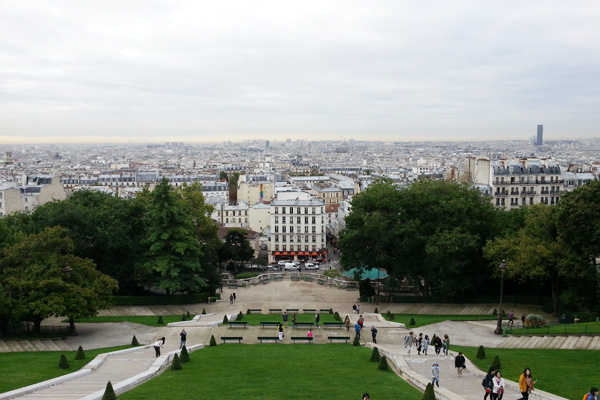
left=492, top=370, right=505, bottom=400
left=154, top=337, right=165, bottom=357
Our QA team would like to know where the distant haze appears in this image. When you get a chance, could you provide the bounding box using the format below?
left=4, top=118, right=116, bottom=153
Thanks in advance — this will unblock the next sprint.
left=1, top=1, right=599, bottom=144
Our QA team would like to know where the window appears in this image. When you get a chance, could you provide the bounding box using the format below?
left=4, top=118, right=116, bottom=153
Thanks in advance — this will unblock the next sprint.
left=305, top=235, right=309, bottom=243
left=305, top=217, right=308, bottom=224
left=282, top=217, right=286, bottom=223
left=283, top=245, right=286, bottom=251
left=275, top=216, right=279, bottom=223
left=297, top=207, right=301, bottom=214
left=290, top=245, right=294, bottom=250
left=312, top=217, right=316, bottom=224
left=290, top=226, right=294, bottom=233
left=305, top=207, right=309, bottom=214
left=282, top=235, right=286, bottom=242
left=305, top=245, right=309, bottom=251
left=282, top=226, right=286, bottom=233
left=290, top=235, right=294, bottom=242
left=312, top=245, right=316, bottom=251
left=297, top=217, right=301, bottom=223
left=312, top=227, right=316, bottom=233
left=274, top=235, right=279, bottom=242
left=275, top=245, right=279, bottom=251
left=226, top=218, right=229, bottom=223
left=312, top=235, right=316, bottom=243
left=304, top=226, right=308, bottom=233
left=275, top=226, right=279, bottom=232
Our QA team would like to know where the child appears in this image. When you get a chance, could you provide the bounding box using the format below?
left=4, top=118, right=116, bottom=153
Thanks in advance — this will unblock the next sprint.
left=431, top=362, right=440, bottom=387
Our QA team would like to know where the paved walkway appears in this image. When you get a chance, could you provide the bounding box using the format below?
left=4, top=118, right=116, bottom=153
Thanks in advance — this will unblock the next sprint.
left=0, top=280, right=583, bottom=399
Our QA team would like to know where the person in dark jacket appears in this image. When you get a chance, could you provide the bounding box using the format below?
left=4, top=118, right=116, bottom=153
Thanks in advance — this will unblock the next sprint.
left=454, top=351, right=466, bottom=376
left=482, top=367, right=495, bottom=400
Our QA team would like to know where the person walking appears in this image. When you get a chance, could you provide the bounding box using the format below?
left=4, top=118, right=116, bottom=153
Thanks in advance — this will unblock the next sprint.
left=232, top=292, right=236, bottom=301
left=352, top=304, right=357, bottom=314
left=179, top=329, right=187, bottom=349
left=315, top=313, right=320, bottom=329
left=358, top=315, right=364, bottom=330
left=344, top=315, right=351, bottom=331
left=356, top=304, right=360, bottom=314
left=282, top=311, right=288, bottom=327
left=278, top=323, right=285, bottom=341
left=521, top=313, right=526, bottom=326
left=455, top=352, right=466, bottom=376
left=443, top=334, right=450, bottom=358
left=417, top=333, right=423, bottom=355
left=508, top=311, right=514, bottom=325
left=482, top=368, right=495, bottom=400
left=422, top=335, right=430, bottom=355
left=491, top=370, right=505, bottom=400
left=355, top=323, right=361, bottom=339
left=431, top=362, right=440, bottom=387
left=292, top=312, right=296, bottom=327
left=153, top=337, right=165, bottom=357
left=517, top=368, right=537, bottom=400
left=584, top=387, right=599, bottom=400
left=404, top=331, right=415, bottom=355
left=229, top=294, right=233, bottom=304
left=371, top=326, right=378, bottom=343
left=434, top=335, right=442, bottom=355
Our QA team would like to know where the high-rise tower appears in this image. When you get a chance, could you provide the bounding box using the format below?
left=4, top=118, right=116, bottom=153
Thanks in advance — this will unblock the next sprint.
left=536, top=125, right=543, bottom=146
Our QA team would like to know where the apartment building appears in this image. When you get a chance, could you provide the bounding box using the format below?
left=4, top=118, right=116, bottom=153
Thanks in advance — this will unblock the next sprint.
left=310, top=185, right=343, bottom=205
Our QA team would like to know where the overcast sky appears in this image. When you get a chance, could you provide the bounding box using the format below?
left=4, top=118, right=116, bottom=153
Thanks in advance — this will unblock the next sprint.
left=1, top=1, right=599, bottom=144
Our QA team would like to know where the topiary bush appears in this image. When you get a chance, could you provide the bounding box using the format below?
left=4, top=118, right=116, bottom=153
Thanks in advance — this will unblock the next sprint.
left=181, top=313, right=187, bottom=321
left=171, top=353, right=182, bottom=370
left=223, top=315, right=229, bottom=324
left=75, top=345, right=86, bottom=360
left=329, top=308, right=333, bottom=314
left=102, top=381, right=117, bottom=400
left=180, top=345, right=190, bottom=363
left=186, top=310, right=191, bottom=319
left=131, top=335, right=139, bottom=346
left=409, top=318, right=416, bottom=326
left=378, top=356, right=389, bottom=371
left=210, top=335, right=217, bottom=346
left=370, top=347, right=381, bottom=362
left=157, top=316, right=165, bottom=325
left=246, top=308, right=250, bottom=315
left=236, top=311, right=244, bottom=321
left=524, top=314, right=546, bottom=328
left=492, top=308, right=498, bottom=315
left=59, top=354, right=69, bottom=369
left=334, top=312, right=341, bottom=321
left=422, top=382, right=435, bottom=400
left=490, top=355, right=502, bottom=370
left=476, top=345, right=486, bottom=359
left=353, top=336, right=361, bottom=346
left=386, top=310, right=394, bottom=320
left=374, top=307, right=379, bottom=313
left=202, top=308, right=206, bottom=315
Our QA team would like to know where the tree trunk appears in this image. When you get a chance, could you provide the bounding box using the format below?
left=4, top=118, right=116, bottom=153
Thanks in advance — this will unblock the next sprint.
left=551, top=272, right=560, bottom=316
left=69, top=317, right=77, bottom=336
left=33, top=316, right=43, bottom=334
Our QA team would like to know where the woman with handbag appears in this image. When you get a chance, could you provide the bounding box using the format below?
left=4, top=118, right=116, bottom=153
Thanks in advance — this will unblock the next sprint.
left=482, top=368, right=495, bottom=400
left=491, top=370, right=505, bottom=400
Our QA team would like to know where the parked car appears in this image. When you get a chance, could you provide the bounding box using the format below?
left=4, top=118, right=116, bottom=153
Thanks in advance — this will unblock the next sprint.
left=304, top=262, right=319, bottom=270
left=277, top=260, right=289, bottom=266
left=284, top=262, right=299, bottom=271
left=267, top=265, right=279, bottom=271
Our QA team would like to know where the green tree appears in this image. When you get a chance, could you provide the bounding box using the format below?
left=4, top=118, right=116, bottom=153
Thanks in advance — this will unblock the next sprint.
left=137, top=179, right=206, bottom=294
left=218, top=228, right=254, bottom=271
left=340, top=179, right=498, bottom=297
left=0, top=226, right=118, bottom=333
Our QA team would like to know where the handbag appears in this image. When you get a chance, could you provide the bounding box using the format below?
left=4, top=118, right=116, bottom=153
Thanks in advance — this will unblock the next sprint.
left=497, top=387, right=504, bottom=395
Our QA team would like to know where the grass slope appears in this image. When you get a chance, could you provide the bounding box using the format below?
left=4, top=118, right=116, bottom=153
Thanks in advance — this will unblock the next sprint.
left=453, top=345, right=600, bottom=400
left=383, top=314, right=496, bottom=328
left=121, top=345, right=423, bottom=400
left=0, top=345, right=132, bottom=393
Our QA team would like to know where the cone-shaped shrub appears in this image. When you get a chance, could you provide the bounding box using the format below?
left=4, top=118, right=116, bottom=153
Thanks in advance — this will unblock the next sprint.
left=334, top=312, right=341, bottom=321
left=186, top=310, right=191, bottom=318
left=171, top=353, right=182, bottom=370
left=75, top=345, right=86, bottom=360
left=59, top=354, right=69, bottom=369
left=222, top=315, right=228, bottom=324
left=476, top=345, right=486, bottom=359
left=386, top=310, right=394, bottom=320
left=180, top=345, right=190, bottom=363
left=378, top=356, right=389, bottom=371
left=236, top=311, right=244, bottom=321
left=492, top=308, right=498, bottom=315
left=246, top=308, right=250, bottom=314
left=329, top=308, right=333, bottom=314
left=409, top=318, right=416, bottom=326
left=202, top=308, right=206, bottom=315
left=131, top=335, right=139, bottom=346
left=181, top=313, right=187, bottom=321
left=422, top=382, right=435, bottom=400
left=353, top=335, right=360, bottom=346
left=102, top=381, right=117, bottom=400
left=370, top=347, right=381, bottom=362
left=157, top=316, right=164, bottom=325
left=210, top=335, right=217, bottom=346
left=490, top=355, right=502, bottom=370
left=374, top=307, right=378, bottom=313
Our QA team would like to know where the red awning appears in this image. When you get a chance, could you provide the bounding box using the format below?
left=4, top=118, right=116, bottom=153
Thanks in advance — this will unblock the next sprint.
left=311, top=252, right=318, bottom=256
left=274, top=252, right=281, bottom=255
left=290, top=252, right=297, bottom=255
left=283, top=252, right=289, bottom=255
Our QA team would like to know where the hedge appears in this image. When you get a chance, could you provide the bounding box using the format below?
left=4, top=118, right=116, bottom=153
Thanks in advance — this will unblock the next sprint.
left=113, top=292, right=218, bottom=306
left=384, top=294, right=551, bottom=306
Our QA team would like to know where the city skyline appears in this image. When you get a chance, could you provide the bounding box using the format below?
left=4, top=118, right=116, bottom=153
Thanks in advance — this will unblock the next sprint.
left=2, top=1, right=599, bottom=144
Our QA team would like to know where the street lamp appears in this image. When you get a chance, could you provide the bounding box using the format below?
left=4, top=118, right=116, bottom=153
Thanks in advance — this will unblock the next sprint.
left=494, top=260, right=508, bottom=335
left=376, top=268, right=380, bottom=305
left=62, top=265, right=77, bottom=336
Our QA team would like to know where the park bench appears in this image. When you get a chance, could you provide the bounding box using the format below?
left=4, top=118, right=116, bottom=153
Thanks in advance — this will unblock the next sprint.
left=304, top=276, right=314, bottom=282
left=303, top=309, right=316, bottom=313
left=319, top=308, right=331, bottom=313
left=259, top=278, right=270, bottom=284
left=323, top=322, right=344, bottom=329
left=228, top=321, right=248, bottom=328
left=269, top=308, right=282, bottom=313
left=257, top=336, right=280, bottom=343
left=291, top=276, right=300, bottom=281
left=317, top=279, right=325, bottom=285
left=291, top=337, right=313, bottom=343
left=260, top=322, right=280, bottom=328
left=247, top=309, right=262, bottom=314
left=273, top=276, right=283, bottom=281
left=286, top=308, right=299, bottom=312
left=221, top=336, right=243, bottom=343
left=228, top=284, right=238, bottom=289
left=294, top=322, right=314, bottom=328
left=328, top=336, right=350, bottom=343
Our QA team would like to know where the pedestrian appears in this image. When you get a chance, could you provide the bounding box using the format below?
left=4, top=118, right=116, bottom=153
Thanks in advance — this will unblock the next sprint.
left=229, top=294, right=233, bottom=304
left=521, top=313, right=526, bottom=326
left=344, top=315, right=351, bottom=331
left=307, top=329, right=313, bottom=338
left=179, top=329, right=187, bottom=349
left=358, top=314, right=364, bottom=329
left=153, top=337, right=165, bottom=357
left=455, top=351, right=466, bottom=376
left=482, top=367, right=494, bottom=400
left=357, top=304, right=360, bottom=314
left=219, top=284, right=223, bottom=293
left=282, top=311, right=288, bottom=327
left=233, top=292, right=236, bottom=301
left=508, top=311, right=514, bottom=325
left=491, top=370, right=505, bottom=400
left=404, top=331, right=415, bottom=355
left=423, top=335, right=430, bottom=355
left=362, top=393, right=370, bottom=400
left=278, top=323, right=284, bottom=341
left=315, top=313, right=320, bottom=329
left=517, top=368, right=537, bottom=400
left=352, top=304, right=357, bottom=314
left=584, top=387, right=599, bottom=400
left=355, top=323, right=361, bottom=339
left=292, top=312, right=296, bottom=326
left=443, top=334, right=450, bottom=357
left=431, top=362, right=440, bottom=387
left=371, top=326, right=377, bottom=343
left=434, top=335, right=442, bottom=355
left=417, top=333, right=423, bottom=355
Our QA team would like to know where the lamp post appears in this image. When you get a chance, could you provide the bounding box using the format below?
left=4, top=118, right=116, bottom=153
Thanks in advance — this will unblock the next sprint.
left=62, top=265, right=77, bottom=336
left=494, top=260, right=508, bottom=335
left=376, top=268, right=380, bottom=305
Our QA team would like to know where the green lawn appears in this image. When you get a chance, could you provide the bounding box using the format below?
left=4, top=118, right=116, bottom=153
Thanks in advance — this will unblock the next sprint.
left=70, top=315, right=185, bottom=326
left=0, top=345, right=133, bottom=393
left=453, top=345, right=600, bottom=400
left=229, top=312, right=339, bottom=326
left=382, top=314, right=497, bottom=328
left=505, top=321, right=600, bottom=335
left=121, top=345, right=423, bottom=400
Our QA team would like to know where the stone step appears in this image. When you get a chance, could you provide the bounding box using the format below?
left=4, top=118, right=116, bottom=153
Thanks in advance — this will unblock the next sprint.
left=589, top=336, right=600, bottom=350
left=574, top=336, right=593, bottom=350
left=18, top=340, right=38, bottom=352
left=55, top=340, right=73, bottom=351
left=547, top=335, right=566, bottom=349
left=499, top=336, right=521, bottom=348
left=535, top=336, right=555, bottom=349
left=523, top=336, right=544, bottom=349
left=42, top=339, right=63, bottom=351
left=0, top=340, right=12, bottom=352
left=30, top=340, right=50, bottom=351
left=5, top=340, right=26, bottom=352
left=560, top=335, right=580, bottom=349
